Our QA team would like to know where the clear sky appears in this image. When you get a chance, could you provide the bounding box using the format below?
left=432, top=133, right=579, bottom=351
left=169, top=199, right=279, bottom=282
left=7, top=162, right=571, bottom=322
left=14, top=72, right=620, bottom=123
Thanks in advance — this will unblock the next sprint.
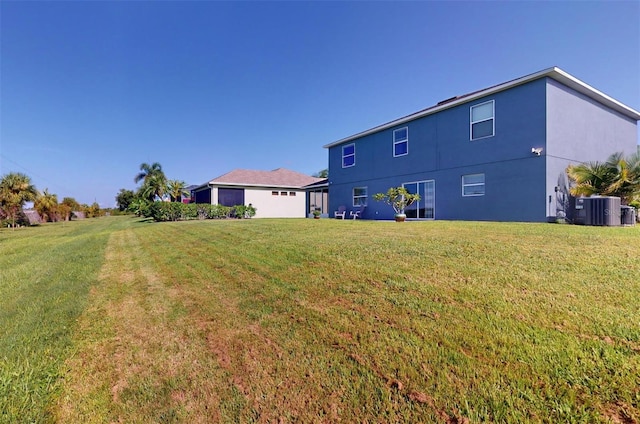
left=1, top=1, right=638, bottom=207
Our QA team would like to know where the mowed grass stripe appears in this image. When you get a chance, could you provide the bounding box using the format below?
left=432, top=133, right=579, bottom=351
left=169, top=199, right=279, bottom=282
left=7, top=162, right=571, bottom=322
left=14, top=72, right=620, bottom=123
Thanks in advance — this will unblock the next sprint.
left=0, top=218, right=124, bottom=423
left=3, top=217, right=639, bottom=422
left=132, top=220, right=434, bottom=422
left=54, top=224, right=240, bottom=423
left=124, top=219, right=639, bottom=422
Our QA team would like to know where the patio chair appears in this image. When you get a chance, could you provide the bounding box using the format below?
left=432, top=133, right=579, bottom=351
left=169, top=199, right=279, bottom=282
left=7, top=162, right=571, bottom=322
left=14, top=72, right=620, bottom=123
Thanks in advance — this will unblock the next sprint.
left=350, top=205, right=366, bottom=219
left=334, top=206, right=347, bottom=219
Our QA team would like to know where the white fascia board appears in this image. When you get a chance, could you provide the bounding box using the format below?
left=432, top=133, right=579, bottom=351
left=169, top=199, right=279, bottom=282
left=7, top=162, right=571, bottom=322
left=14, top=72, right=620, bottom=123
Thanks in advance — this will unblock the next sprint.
left=548, top=68, right=640, bottom=121
left=323, top=67, right=640, bottom=149
left=192, top=183, right=211, bottom=192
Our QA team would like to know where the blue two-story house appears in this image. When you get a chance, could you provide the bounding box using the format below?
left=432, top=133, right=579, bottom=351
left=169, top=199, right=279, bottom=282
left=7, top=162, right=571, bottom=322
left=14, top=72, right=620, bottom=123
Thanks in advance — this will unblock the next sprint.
left=324, top=67, right=640, bottom=222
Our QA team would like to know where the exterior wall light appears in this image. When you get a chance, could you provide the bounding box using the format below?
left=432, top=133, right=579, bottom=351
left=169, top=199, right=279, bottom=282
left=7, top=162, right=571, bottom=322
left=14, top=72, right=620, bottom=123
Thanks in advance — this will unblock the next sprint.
left=531, top=147, right=543, bottom=156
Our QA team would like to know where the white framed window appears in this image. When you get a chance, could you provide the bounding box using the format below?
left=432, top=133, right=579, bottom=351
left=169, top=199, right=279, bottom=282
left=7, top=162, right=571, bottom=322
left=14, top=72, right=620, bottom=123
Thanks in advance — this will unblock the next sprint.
left=342, top=143, right=355, bottom=168
left=470, top=100, right=494, bottom=140
left=393, top=127, right=408, bottom=157
left=462, top=174, right=485, bottom=196
left=353, top=187, right=367, bottom=206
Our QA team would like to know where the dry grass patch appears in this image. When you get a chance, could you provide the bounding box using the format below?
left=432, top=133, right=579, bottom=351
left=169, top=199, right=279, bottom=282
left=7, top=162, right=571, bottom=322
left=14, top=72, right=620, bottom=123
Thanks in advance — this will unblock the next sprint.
left=54, top=228, right=234, bottom=423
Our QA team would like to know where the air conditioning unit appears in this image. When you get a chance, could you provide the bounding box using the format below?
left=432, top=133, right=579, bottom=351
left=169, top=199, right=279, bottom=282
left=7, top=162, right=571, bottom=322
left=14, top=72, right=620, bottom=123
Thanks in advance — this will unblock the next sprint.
left=620, top=206, right=637, bottom=226
left=572, top=197, right=586, bottom=225
left=574, top=196, right=621, bottom=226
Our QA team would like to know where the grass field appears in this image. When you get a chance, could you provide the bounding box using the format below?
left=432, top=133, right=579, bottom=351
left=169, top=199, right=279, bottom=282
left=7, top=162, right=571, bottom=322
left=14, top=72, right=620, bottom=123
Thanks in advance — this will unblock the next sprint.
left=1, top=216, right=639, bottom=423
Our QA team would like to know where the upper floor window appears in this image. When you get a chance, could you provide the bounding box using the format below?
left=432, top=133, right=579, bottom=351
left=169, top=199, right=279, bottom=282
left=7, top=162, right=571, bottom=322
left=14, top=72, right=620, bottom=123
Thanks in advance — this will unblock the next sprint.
left=353, top=187, right=368, bottom=206
left=462, top=173, right=485, bottom=196
left=470, top=100, right=494, bottom=140
left=342, top=143, right=355, bottom=168
left=393, top=127, right=408, bottom=157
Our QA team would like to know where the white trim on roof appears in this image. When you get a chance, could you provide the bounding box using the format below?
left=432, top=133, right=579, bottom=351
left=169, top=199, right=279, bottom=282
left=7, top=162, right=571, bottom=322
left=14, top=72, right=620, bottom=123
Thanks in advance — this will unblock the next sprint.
left=323, top=67, right=640, bottom=149
left=192, top=182, right=306, bottom=193
left=207, top=182, right=305, bottom=189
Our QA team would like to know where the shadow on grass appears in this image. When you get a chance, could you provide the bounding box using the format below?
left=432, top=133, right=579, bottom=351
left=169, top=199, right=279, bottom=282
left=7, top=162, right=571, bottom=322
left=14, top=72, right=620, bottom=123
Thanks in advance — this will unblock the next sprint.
left=133, top=217, right=155, bottom=224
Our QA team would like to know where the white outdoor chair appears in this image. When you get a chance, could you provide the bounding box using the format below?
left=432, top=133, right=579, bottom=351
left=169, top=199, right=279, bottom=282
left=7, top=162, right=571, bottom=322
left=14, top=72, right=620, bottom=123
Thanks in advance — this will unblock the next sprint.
left=334, top=206, right=346, bottom=219
left=350, top=205, right=366, bottom=219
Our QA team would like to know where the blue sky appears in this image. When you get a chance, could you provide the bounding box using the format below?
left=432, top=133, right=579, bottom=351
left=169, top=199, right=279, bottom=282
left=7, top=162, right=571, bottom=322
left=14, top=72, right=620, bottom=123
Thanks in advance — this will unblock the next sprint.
left=1, top=1, right=638, bottom=207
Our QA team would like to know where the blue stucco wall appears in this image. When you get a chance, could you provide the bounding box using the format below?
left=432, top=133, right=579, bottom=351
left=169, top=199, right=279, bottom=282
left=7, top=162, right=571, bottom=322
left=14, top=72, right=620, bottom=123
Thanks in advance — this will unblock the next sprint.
left=329, top=76, right=638, bottom=222
left=328, top=78, right=551, bottom=221
left=545, top=78, right=639, bottom=217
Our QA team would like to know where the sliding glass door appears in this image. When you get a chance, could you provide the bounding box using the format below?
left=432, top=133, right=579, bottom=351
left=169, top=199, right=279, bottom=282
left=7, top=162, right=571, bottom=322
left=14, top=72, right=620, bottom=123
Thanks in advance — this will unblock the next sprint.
left=403, top=180, right=435, bottom=219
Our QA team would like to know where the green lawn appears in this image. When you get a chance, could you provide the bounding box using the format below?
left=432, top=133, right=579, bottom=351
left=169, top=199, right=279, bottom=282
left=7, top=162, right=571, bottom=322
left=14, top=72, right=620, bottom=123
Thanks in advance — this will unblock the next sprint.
left=1, top=216, right=638, bottom=423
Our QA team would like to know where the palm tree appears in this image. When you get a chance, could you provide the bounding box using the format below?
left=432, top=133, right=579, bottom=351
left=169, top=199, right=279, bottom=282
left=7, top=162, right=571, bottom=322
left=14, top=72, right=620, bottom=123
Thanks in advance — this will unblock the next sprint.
left=34, top=189, right=59, bottom=222
left=134, top=162, right=167, bottom=201
left=567, top=152, right=640, bottom=205
left=58, top=197, right=80, bottom=221
left=167, top=180, right=189, bottom=203
left=0, top=172, right=38, bottom=229
left=139, top=174, right=167, bottom=202
left=604, top=152, right=640, bottom=205
left=57, top=203, right=72, bottom=222
left=134, top=162, right=164, bottom=184
left=566, top=161, right=613, bottom=197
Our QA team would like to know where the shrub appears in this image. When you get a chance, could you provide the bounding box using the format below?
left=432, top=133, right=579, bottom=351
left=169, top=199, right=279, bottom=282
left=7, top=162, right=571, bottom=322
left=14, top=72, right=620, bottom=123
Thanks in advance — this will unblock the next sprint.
left=197, top=204, right=231, bottom=220
left=147, top=203, right=235, bottom=222
left=128, top=199, right=152, bottom=217
left=232, top=204, right=256, bottom=219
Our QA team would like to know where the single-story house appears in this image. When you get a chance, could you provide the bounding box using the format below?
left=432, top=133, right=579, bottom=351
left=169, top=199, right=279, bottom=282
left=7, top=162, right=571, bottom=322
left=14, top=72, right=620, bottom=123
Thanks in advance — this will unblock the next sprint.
left=192, top=168, right=324, bottom=218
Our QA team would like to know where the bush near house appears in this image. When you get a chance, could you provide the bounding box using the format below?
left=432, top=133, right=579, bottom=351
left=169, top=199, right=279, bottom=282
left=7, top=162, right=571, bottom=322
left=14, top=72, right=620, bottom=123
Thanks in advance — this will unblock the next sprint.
left=146, top=202, right=256, bottom=222
left=230, top=204, right=256, bottom=219
left=147, top=202, right=228, bottom=221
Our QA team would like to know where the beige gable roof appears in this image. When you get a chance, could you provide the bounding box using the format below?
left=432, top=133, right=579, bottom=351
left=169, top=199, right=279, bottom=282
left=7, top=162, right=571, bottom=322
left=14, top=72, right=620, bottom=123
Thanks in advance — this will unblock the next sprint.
left=209, top=168, right=323, bottom=189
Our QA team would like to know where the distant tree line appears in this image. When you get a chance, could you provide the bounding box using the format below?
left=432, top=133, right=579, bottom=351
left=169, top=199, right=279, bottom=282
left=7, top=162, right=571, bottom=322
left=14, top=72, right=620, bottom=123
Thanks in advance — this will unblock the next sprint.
left=0, top=172, right=103, bottom=229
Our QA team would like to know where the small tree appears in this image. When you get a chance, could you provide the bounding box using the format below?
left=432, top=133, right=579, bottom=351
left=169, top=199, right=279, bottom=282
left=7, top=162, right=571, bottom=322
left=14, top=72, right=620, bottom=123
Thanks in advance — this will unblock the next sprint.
left=134, top=162, right=168, bottom=201
left=128, top=198, right=151, bottom=217
left=34, top=189, right=59, bottom=222
left=61, top=197, right=81, bottom=221
left=167, top=180, right=189, bottom=203
left=86, top=202, right=101, bottom=218
left=373, top=186, right=421, bottom=217
left=57, top=203, right=72, bottom=222
left=0, top=172, right=38, bottom=229
left=115, top=189, right=136, bottom=211
left=313, top=169, right=328, bottom=178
